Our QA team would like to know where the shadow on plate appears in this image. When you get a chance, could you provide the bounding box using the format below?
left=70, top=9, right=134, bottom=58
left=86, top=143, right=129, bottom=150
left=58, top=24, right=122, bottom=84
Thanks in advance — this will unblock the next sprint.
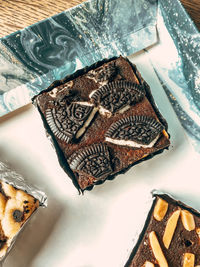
left=4, top=196, right=64, bottom=267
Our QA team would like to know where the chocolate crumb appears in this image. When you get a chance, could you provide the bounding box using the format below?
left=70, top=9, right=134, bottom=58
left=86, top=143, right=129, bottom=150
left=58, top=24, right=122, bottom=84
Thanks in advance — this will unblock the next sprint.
left=0, top=239, right=7, bottom=250
left=13, top=210, right=24, bottom=222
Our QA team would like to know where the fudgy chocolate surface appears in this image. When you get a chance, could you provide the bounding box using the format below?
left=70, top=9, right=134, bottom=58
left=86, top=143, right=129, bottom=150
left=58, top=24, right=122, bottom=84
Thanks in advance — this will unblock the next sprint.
left=33, top=56, right=170, bottom=191
left=125, top=194, right=200, bottom=267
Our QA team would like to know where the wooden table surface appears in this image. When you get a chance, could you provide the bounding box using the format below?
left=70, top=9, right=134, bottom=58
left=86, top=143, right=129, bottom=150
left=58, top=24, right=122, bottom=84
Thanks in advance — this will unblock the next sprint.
left=0, top=0, right=199, bottom=38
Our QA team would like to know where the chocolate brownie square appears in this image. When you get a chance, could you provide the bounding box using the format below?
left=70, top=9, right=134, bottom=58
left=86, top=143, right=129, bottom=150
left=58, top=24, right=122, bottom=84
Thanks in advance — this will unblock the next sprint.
left=125, top=193, right=200, bottom=266
left=33, top=56, right=170, bottom=191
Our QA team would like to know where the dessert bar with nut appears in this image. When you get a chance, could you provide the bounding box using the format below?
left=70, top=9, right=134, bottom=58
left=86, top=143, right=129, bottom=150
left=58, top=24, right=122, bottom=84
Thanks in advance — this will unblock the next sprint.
left=125, top=193, right=200, bottom=267
left=33, top=56, right=170, bottom=191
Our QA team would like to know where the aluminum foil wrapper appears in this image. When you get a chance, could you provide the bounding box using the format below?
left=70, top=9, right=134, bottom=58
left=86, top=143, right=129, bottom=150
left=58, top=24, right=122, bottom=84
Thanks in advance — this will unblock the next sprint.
left=0, top=161, right=47, bottom=264
left=123, top=189, right=200, bottom=265
left=0, top=162, right=47, bottom=206
left=148, top=0, right=200, bottom=153
left=0, top=0, right=199, bottom=152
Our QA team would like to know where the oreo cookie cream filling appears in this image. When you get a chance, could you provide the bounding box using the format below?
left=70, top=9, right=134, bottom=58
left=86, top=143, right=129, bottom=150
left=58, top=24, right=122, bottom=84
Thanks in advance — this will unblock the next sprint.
left=105, top=115, right=164, bottom=148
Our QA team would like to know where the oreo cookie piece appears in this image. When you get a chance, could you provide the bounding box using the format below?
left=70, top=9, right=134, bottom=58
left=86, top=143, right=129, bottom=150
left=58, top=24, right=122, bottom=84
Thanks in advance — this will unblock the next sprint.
left=69, top=143, right=113, bottom=181
left=86, top=62, right=118, bottom=84
left=96, top=62, right=118, bottom=82
left=105, top=115, right=164, bottom=148
left=90, top=81, right=145, bottom=115
left=46, top=101, right=97, bottom=143
left=33, top=56, right=170, bottom=191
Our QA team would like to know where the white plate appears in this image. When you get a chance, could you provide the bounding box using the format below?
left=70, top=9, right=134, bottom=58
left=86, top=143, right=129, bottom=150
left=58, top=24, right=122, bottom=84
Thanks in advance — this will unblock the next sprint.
left=0, top=52, right=199, bottom=267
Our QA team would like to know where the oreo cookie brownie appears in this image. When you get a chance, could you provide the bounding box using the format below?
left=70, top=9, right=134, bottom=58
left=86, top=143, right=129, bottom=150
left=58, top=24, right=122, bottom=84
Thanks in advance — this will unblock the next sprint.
left=0, top=180, right=39, bottom=259
left=33, top=56, right=170, bottom=191
left=125, top=193, right=200, bottom=267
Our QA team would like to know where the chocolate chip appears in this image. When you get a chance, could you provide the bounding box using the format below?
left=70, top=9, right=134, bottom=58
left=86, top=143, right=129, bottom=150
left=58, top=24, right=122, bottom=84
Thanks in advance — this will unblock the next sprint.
left=25, top=209, right=30, bottom=214
left=184, top=239, right=193, bottom=247
left=13, top=210, right=24, bottom=222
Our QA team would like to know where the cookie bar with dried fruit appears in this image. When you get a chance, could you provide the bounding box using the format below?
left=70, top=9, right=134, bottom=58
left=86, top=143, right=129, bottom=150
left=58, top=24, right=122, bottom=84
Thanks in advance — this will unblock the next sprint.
left=33, top=56, right=170, bottom=191
left=125, top=192, right=200, bottom=267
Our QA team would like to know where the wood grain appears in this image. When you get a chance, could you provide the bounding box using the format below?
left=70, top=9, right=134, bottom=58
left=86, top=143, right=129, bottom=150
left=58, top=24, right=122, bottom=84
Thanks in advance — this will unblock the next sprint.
left=0, top=0, right=85, bottom=38
left=181, top=0, right=200, bottom=30
left=0, top=0, right=199, bottom=38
